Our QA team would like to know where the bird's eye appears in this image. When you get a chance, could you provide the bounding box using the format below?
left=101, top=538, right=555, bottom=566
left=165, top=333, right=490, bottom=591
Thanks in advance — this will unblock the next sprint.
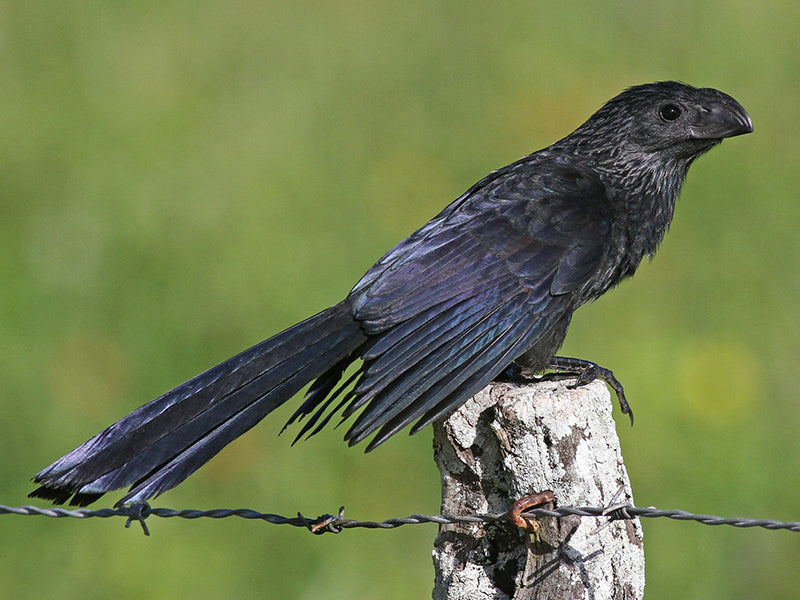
left=658, top=103, right=682, bottom=121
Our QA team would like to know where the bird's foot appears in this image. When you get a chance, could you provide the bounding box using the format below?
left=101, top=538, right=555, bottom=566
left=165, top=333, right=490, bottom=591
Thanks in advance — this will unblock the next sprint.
left=546, top=356, right=633, bottom=424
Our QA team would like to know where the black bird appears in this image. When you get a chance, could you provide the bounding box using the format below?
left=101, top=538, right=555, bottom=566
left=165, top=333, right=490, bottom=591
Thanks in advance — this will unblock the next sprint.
left=30, top=82, right=752, bottom=507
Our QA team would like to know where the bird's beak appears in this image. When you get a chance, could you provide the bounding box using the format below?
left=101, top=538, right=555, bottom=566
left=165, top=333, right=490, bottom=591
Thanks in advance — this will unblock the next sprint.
left=688, top=97, right=753, bottom=140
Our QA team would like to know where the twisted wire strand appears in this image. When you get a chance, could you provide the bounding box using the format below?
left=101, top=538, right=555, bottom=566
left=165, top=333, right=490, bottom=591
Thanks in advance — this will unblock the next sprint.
left=3, top=502, right=799, bottom=536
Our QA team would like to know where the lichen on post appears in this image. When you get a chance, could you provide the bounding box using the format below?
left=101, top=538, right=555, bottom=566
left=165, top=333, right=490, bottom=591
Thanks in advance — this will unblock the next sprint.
left=432, top=379, right=644, bottom=600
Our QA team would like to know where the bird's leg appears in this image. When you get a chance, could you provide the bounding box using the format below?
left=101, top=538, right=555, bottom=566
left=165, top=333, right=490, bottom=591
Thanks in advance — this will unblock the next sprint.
left=495, top=361, right=526, bottom=383
left=546, top=356, right=633, bottom=424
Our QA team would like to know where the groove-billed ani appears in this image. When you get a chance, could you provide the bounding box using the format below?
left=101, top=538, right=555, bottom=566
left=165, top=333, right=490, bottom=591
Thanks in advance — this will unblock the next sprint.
left=30, top=81, right=752, bottom=507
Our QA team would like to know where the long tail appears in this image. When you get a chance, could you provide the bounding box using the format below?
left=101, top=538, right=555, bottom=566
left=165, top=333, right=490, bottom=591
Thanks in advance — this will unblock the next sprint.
left=30, top=301, right=366, bottom=507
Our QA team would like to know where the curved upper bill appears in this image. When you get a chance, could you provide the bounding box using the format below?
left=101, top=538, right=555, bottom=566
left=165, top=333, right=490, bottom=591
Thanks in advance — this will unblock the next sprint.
left=688, top=97, right=753, bottom=140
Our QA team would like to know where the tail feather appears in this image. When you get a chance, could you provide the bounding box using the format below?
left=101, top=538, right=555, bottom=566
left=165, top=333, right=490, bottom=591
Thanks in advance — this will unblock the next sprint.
left=30, top=301, right=365, bottom=506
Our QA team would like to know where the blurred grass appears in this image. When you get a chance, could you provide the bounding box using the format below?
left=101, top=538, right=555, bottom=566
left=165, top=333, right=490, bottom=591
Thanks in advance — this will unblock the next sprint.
left=1, top=1, right=798, bottom=598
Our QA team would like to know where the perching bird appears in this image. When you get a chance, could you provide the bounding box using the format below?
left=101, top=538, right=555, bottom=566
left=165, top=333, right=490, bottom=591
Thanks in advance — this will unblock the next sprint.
left=30, top=81, right=752, bottom=507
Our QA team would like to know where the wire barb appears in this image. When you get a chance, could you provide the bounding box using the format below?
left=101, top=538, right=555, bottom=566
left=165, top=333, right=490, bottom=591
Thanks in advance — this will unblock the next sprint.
left=588, top=485, right=633, bottom=535
left=123, top=502, right=152, bottom=536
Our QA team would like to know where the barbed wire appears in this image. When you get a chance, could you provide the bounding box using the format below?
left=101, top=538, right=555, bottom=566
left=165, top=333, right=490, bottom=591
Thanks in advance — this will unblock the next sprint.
left=3, top=501, right=799, bottom=537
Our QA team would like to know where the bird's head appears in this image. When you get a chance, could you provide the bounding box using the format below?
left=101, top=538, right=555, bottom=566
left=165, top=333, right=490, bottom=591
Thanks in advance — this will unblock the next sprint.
left=566, top=81, right=753, bottom=163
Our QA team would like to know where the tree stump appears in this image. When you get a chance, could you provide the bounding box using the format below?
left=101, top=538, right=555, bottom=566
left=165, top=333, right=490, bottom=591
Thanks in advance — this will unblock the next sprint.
left=432, top=379, right=644, bottom=599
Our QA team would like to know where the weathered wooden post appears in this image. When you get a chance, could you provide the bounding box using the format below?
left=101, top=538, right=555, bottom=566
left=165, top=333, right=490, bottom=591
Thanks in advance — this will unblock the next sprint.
left=432, top=379, right=644, bottom=599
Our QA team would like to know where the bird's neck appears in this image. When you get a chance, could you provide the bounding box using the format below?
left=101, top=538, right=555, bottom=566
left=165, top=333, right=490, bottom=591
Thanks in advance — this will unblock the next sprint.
left=606, top=154, right=687, bottom=256
left=590, top=150, right=692, bottom=288
left=547, top=139, right=689, bottom=257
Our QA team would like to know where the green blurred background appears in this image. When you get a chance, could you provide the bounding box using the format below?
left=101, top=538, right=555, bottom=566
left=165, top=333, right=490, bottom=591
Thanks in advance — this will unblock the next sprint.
left=1, top=1, right=798, bottom=598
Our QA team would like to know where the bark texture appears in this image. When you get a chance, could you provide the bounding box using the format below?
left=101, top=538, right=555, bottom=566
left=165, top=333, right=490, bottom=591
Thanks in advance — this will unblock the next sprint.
left=432, top=379, right=644, bottom=600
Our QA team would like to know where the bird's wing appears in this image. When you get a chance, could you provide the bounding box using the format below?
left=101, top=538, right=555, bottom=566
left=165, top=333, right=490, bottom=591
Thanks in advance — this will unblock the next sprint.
left=303, top=158, right=614, bottom=450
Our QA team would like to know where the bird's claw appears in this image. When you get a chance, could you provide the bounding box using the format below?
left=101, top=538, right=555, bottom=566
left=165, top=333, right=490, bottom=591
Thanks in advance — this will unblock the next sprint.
left=547, top=356, right=634, bottom=425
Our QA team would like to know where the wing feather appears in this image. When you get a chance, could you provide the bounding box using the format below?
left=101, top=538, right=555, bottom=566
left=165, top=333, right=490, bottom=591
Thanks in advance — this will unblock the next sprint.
left=282, top=158, right=614, bottom=448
